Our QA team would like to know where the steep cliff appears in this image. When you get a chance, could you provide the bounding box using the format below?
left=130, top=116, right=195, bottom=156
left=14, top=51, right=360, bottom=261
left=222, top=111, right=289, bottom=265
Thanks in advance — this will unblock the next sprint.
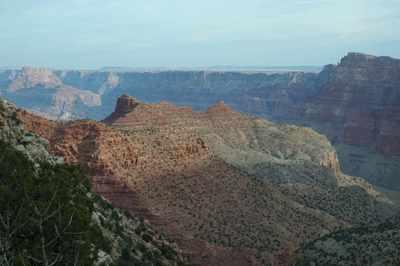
left=55, top=70, right=120, bottom=95
left=300, top=53, right=400, bottom=124
left=334, top=94, right=400, bottom=190
left=1, top=65, right=335, bottom=122
left=101, top=69, right=332, bottom=119
left=340, top=94, right=400, bottom=156
left=296, top=53, right=400, bottom=190
left=0, top=66, right=101, bottom=121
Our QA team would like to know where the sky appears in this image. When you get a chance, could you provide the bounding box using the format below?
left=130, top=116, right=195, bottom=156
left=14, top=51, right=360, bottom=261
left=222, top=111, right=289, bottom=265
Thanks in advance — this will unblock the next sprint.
left=0, top=0, right=399, bottom=69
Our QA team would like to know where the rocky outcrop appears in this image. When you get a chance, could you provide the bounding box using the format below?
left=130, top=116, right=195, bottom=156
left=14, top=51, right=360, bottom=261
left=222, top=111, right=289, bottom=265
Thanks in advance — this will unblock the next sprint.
left=334, top=94, right=400, bottom=190
left=0, top=94, right=61, bottom=163
left=103, top=95, right=347, bottom=187
left=300, top=52, right=400, bottom=124
left=8, top=66, right=62, bottom=92
left=294, top=53, right=400, bottom=190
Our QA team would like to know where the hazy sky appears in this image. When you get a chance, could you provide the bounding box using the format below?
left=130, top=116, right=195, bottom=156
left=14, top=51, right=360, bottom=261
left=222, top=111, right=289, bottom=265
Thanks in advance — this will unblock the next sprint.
left=1, top=0, right=399, bottom=69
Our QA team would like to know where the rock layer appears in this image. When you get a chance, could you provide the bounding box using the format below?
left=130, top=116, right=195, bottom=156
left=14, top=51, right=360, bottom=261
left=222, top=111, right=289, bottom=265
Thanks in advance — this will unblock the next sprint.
left=0, top=66, right=101, bottom=120
left=300, top=53, right=400, bottom=124
left=103, top=94, right=345, bottom=186
left=18, top=97, right=400, bottom=265
left=295, top=53, right=400, bottom=190
left=2, top=65, right=335, bottom=121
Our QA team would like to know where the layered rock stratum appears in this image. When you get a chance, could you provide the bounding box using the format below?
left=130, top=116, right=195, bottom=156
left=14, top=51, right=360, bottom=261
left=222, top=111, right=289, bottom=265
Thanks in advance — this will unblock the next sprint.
left=0, top=66, right=101, bottom=120
left=1, top=65, right=334, bottom=122
left=17, top=94, right=400, bottom=265
left=296, top=53, right=400, bottom=190
left=300, top=52, right=400, bottom=124
left=0, top=96, right=190, bottom=266
left=1, top=54, right=398, bottom=192
left=3, top=51, right=400, bottom=263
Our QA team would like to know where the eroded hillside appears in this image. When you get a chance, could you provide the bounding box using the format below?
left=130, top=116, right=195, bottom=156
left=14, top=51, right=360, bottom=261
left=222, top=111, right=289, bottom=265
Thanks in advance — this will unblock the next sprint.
left=17, top=95, right=400, bottom=265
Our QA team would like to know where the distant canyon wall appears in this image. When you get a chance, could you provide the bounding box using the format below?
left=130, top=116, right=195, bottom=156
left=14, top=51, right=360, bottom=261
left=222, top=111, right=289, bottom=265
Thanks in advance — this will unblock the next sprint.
left=1, top=52, right=399, bottom=190
left=297, top=53, right=400, bottom=190
left=1, top=66, right=334, bottom=121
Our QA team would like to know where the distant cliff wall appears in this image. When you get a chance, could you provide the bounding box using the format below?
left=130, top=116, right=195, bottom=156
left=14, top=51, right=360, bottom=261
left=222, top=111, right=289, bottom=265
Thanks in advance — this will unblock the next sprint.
left=300, top=52, right=400, bottom=124
left=296, top=53, right=400, bottom=190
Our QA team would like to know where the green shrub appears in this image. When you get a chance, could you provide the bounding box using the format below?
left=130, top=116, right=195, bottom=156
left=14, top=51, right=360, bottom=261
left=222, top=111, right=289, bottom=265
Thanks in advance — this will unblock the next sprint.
left=142, top=233, right=153, bottom=243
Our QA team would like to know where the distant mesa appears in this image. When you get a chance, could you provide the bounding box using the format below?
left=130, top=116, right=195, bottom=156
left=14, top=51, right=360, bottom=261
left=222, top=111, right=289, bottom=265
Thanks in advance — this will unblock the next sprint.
left=99, top=66, right=170, bottom=70
left=100, top=66, right=134, bottom=70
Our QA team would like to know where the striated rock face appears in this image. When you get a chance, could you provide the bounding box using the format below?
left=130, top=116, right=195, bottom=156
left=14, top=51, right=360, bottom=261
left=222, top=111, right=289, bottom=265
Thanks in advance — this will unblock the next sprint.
left=0, top=66, right=102, bottom=121
left=300, top=52, right=400, bottom=124
left=242, top=69, right=333, bottom=115
left=18, top=97, right=400, bottom=266
left=71, top=69, right=332, bottom=119
left=340, top=94, right=400, bottom=156
left=2, top=65, right=335, bottom=122
left=335, top=95, right=400, bottom=190
left=8, top=66, right=62, bottom=92
left=55, top=70, right=121, bottom=95
left=294, top=53, right=400, bottom=190
left=103, top=94, right=140, bottom=122
left=103, top=95, right=345, bottom=186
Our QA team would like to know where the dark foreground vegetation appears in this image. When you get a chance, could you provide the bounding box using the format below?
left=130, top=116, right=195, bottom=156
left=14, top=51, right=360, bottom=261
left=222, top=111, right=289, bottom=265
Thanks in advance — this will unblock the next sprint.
left=0, top=139, right=194, bottom=266
left=0, top=139, right=104, bottom=265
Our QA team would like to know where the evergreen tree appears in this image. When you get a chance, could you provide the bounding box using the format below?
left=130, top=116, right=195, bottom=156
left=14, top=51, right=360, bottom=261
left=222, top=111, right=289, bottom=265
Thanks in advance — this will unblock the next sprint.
left=0, top=140, right=104, bottom=265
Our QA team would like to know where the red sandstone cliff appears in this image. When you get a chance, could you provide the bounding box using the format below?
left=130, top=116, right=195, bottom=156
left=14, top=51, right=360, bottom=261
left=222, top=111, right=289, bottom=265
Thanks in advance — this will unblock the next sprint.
left=16, top=96, right=399, bottom=266
left=101, top=95, right=342, bottom=180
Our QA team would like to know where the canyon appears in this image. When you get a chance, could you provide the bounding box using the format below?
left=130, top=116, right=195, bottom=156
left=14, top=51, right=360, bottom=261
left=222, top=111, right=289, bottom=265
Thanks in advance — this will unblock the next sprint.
left=1, top=51, right=400, bottom=264
left=15, top=93, right=400, bottom=265
left=1, top=53, right=399, bottom=191
left=1, top=65, right=333, bottom=121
